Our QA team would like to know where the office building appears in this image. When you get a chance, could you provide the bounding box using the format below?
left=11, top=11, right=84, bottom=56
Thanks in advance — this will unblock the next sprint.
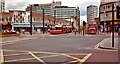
left=26, top=1, right=79, bottom=21
left=53, top=6, right=79, bottom=19
left=87, top=5, right=98, bottom=22
left=26, top=1, right=61, bottom=16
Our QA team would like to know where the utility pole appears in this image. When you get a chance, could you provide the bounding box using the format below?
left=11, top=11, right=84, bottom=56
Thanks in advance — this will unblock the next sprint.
left=54, top=10, right=56, bottom=24
left=112, top=3, right=114, bottom=47
left=30, top=5, right=32, bottom=35
left=42, top=8, right=45, bottom=34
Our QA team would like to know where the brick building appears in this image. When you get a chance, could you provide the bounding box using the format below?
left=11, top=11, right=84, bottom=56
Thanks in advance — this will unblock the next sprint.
left=0, top=10, right=71, bottom=33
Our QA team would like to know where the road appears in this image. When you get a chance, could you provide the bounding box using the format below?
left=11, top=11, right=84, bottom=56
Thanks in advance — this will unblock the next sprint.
left=1, top=33, right=119, bottom=64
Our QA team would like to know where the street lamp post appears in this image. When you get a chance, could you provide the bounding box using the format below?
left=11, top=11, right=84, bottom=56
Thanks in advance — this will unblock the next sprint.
left=30, top=5, right=32, bottom=35
left=54, top=10, right=56, bottom=24
left=112, top=3, right=114, bottom=47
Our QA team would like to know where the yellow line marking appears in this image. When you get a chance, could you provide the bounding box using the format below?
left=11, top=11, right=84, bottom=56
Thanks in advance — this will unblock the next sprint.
left=62, top=54, right=82, bottom=62
left=1, top=49, right=4, bottom=63
left=66, top=53, right=92, bottom=64
left=80, top=53, right=92, bottom=63
left=3, top=49, right=62, bottom=55
left=4, top=57, right=35, bottom=62
left=70, top=53, right=88, bottom=55
left=38, top=54, right=61, bottom=59
left=4, top=54, right=61, bottom=62
left=28, top=51, right=46, bottom=64
left=3, top=49, right=28, bottom=52
left=4, top=53, right=29, bottom=56
left=3, top=49, right=92, bottom=64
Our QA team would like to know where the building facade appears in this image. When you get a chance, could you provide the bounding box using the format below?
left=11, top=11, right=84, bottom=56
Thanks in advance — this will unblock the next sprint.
left=53, top=6, right=79, bottom=19
left=87, top=5, right=98, bottom=22
left=0, top=0, right=5, bottom=12
left=26, top=1, right=79, bottom=20
left=99, top=0, right=120, bottom=32
left=0, top=10, right=71, bottom=33
left=26, top=1, right=61, bottom=16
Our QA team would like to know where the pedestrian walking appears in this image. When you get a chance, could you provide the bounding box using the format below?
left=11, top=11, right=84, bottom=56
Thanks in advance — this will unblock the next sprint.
left=75, top=29, right=77, bottom=35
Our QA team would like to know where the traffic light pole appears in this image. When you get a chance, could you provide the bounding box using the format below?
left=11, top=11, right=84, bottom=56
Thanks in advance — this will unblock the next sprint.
left=42, top=8, right=45, bottom=34
left=112, top=3, right=114, bottom=47
left=30, top=5, right=32, bottom=35
left=83, top=26, right=84, bottom=36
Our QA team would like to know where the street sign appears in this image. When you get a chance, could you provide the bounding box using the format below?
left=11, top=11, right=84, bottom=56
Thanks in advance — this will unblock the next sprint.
left=116, top=6, right=120, bottom=19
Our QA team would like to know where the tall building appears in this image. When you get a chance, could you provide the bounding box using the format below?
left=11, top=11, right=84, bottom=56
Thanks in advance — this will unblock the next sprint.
left=99, top=0, right=120, bottom=32
left=0, top=0, right=5, bottom=12
left=53, top=6, right=79, bottom=19
left=26, top=1, right=61, bottom=16
left=26, top=1, right=79, bottom=20
left=87, top=5, right=98, bottom=22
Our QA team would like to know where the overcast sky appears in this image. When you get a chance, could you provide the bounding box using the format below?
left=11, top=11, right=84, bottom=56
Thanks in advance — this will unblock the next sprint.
left=5, top=0, right=100, bottom=21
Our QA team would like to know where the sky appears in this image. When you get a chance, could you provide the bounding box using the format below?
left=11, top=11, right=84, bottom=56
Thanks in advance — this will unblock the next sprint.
left=5, top=0, right=100, bottom=22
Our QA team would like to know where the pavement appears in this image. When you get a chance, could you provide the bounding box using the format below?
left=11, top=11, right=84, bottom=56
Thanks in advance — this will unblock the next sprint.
left=1, top=33, right=48, bottom=44
left=98, top=37, right=119, bottom=50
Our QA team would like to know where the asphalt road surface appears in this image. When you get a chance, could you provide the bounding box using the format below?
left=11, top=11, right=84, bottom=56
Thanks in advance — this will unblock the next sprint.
left=1, top=33, right=119, bottom=64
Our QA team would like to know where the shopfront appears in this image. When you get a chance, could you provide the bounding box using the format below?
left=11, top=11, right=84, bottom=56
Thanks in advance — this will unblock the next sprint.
left=13, top=24, right=47, bottom=33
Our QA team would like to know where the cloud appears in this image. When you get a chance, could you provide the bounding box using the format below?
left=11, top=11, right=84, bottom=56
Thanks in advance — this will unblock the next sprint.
left=5, top=0, right=100, bottom=21
left=5, top=0, right=28, bottom=11
left=77, top=0, right=100, bottom=16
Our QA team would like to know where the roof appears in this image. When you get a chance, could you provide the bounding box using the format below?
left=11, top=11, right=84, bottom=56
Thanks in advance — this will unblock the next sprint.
left=55, top=6, right=76, bottom=8
left=0, top=12, right=13, bottom=17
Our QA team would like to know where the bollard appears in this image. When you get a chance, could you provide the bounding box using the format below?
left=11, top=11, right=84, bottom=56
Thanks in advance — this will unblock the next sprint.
left=72, top=31, right=74, bottom=35
left=111, top=32, right=112, bottom=37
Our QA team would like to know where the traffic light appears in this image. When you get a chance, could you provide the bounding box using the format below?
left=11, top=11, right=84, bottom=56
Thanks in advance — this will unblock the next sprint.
left=116, top=6, right=120, bottom=19
left=83, top=21, right=86, bottom=26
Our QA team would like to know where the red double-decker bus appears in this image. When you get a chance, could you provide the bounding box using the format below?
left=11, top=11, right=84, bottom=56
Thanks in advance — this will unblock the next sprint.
left=50, top=24, right=72, bottom=34
left=87, top=21, right=97, bottom=34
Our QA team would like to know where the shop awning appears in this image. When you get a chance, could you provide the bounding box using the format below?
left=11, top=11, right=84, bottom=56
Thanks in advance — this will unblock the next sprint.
left=34, top=24, right=47, bottom=27
left=13, top=24, right=47, bottom=28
